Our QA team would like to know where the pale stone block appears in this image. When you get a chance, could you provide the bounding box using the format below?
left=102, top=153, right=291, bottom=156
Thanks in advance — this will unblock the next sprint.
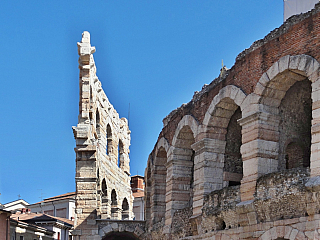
left=242, top=158, right=258, bottom=176
left=284, top=226, right=293, bottom=239
left=305, top=231, right=315, bottom=240
left=261, top=229, right=272, bottom=240
left=254, top=82, right=265, bottom=96
left=276, top=226, right=285, bottom=239
left=289, top=228, right=299, bottom=240
left=270, top=227, right=277, bottom=239
left=234, top=88, right=246, bottom=107
left=241, top=139, right=279, bottom=160
left=296, top=231, right=306, bottom=240
left=312, top=131, right=320, bottom=144
left=312, top=90, right=320, bottom=103
left=298, top=54, right=313, bottom=73
left=259, top=72, right=271, bottom=87
left=312, top=78, right=320, bottom=93
left=278, top=55, right=290, bottom=73
left=289, top=55, right=302, bottom=70
left=267, top=61, right=280, bottom=81
left=307, top=58, right=320, bottom=77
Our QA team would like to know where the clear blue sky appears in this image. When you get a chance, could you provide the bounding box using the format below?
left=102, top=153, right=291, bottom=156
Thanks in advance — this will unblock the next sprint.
left=0, top=1, right=283, bottom=204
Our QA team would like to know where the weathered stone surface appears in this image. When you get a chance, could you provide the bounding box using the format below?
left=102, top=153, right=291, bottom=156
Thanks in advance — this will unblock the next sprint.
left=73, top=32, right=135, bottom=239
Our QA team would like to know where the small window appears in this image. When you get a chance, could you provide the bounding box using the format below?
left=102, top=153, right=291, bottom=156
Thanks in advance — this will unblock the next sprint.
left=19, top=236, right=24, bottom=240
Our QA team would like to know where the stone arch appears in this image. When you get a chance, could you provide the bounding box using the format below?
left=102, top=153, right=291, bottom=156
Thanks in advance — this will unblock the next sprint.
left=150, top=137, right=170, bottom=227
left=253, top=55, right=318, bottom=169
left=203, top=85, right=246, bottom=187
left=165, top=115, right=198, bottom=228
left=190, top=85, right=246, bottom=215
left=122, top=198, right=129, bottom=220
left=251, top=55, right=315, bottom=171
left=202, top=85, right=246, bottom=127
left=99, top=223, right=144, bottom=240
left=239, top=54, right=320, bottom=201
left=258, top=226, right=306, bottom=240
left=172, top=115, right=199, bottom=147
left=155, top=137, right=170, bottom=157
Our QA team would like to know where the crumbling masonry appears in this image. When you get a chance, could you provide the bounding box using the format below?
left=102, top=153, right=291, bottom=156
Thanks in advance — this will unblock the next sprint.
left=73, top=3, right=320, bottom=240
left=144, top=3, right=320, bottom=240
left=72, top=32, right=137, bottom=239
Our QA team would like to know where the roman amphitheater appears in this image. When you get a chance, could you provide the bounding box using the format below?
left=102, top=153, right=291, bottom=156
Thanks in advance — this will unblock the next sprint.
left=73, top=3, right=320, bottom=240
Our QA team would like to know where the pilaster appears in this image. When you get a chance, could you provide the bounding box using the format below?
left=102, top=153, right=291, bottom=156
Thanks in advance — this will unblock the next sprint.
left=191, top=138, right=225, bottom=216
left=238, top=110, right=280, bottom=201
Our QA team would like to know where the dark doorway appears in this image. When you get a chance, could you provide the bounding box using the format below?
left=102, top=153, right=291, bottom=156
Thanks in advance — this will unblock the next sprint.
left=103, top=232, right=141, bottom=240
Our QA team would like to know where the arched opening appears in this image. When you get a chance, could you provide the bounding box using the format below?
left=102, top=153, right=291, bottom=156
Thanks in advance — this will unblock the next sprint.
left=279, top=79, right=311, bottom=170
left=122, top=198, right=129, bottom=220
left=224, top=107, right=243, bottom=186
left=100, top=178, right=109, bottom=218
left=111, top=189, right=117, bottom=205
left=111, top=189, right=118, bottom=219
left=102, top=179, right=107, bottom=196
left=107, top=124, right=112, bottom=155
left=175, top=125, right=195, bottom=206
left=169, top=125, right=195, bottom=211
left=96, top=110, right=100, bottom=136
left=151, top=146, right=167, bottom=226
left=102, top=232, right=141, bottom=240
left=118, top=139, right=124, bottom=168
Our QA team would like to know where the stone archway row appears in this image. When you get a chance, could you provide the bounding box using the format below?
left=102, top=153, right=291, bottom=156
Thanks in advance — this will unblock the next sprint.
left=146, top=54, right=320, bottom=233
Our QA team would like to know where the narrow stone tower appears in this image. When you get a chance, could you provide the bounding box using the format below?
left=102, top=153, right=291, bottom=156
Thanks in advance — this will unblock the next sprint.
left=72, top=31, right=133, bottom=238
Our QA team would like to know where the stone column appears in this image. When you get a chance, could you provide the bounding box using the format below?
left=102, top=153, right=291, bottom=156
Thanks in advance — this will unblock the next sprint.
left=311, top=79, right=320, bottom=177
left=73, top=31, right=99, bottom=238
left=150, top=163, right=166, bottom=227
left=163, top=147, right=193, bottom=233
left=238, top=111, right=279, bottom=201
left=191, top=138, right=225, bottom=216
left=101, top=196, right=111, bottom=219
left=111, top=206, right=121, bottom=220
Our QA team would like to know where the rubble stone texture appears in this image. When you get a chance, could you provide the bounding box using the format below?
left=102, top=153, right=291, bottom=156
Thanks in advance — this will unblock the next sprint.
left=72, top=31, right=134, bottom=239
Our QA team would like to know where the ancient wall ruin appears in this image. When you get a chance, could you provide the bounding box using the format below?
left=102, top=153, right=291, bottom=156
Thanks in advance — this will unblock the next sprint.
left=144, top=3, right=320, bottom=240
left=72, top=32, right=134, bottom=239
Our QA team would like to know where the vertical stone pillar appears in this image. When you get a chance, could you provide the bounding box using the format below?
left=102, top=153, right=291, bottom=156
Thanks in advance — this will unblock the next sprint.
left=111, top=206, right=121, bottom=220
left=101, top=196, right=111, bottom=219
left=191, top=138, right=225, bottom=216
left=164, top=147, right=193, bottom=233
left=150, top=163, right=166, bottom=227
left=72, top=31, right=99, bottom=238
left=311, top=78, right=320, bottom=177
left=238, top=111, right=279, bottom=201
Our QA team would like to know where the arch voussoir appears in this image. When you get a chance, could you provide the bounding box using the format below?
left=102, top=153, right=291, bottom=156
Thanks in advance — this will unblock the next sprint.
left=259, top=226, right=306, bottom=240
